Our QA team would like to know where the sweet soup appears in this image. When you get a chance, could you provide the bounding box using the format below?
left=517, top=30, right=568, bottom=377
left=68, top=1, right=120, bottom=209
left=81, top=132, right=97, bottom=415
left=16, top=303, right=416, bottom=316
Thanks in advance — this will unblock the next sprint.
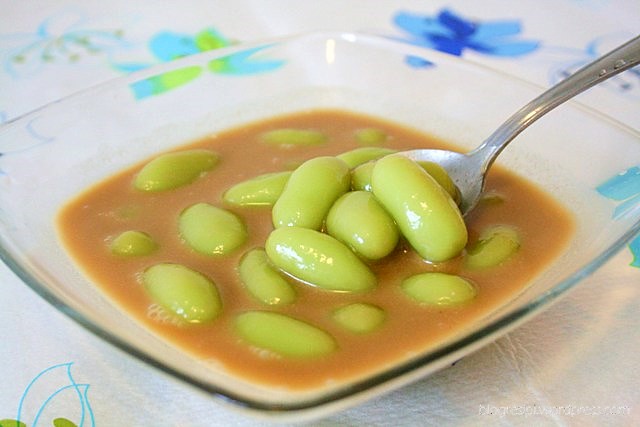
left=57, top=110, right=574, bottom=388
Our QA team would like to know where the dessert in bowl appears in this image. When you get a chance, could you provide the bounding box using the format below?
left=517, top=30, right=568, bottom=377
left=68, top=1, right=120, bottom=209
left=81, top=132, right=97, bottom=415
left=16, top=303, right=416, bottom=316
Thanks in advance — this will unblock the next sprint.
left=0, top=32, right=638, bottom=420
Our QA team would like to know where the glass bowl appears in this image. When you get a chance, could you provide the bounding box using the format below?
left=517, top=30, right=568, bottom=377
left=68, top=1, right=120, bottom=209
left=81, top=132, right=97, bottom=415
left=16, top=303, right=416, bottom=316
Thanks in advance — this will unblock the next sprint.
left=0, top=31, right=638, bottom=421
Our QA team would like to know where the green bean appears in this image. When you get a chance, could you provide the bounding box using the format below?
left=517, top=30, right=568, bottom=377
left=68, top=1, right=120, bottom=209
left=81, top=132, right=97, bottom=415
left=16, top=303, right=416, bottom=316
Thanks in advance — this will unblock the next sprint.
left=351, top=159, right=459, bottom=201
left=478, top=190, right=506, bottom=207
left=466, top=225, right=521, bottom=269
left=265, top=226, right=376, bottom=292
left=238, top=248, right=296, bottom=305
left=354, top=128, right=388, bottom=146
left=351, top=159, right=459, bottom=200
left=351, top=161, right=375, bottom=191
left=143, top=263, right=222, bottom=323
left=418, top=161, right=461, bottom=204
left=332, top=303, right=386, bottom=333
left=235, top=311, right=336, bottom=357
left=261, top=128, right=327, bottom=148
left=179, top=203, right=247, bottom=256
left=371, top=154, right=467, bottom=262
left=223, top=171, right=291, bottom=207
left=336, top=147, right=396, bottom=168
left=134, top=149, right=218, bottom=192
left=110, top=230, right=158, bottom=256
left=402, top=272, right=476, bottom=306
left=272, top=156, right=350, bottom=229
left=326, top=191, right=399, bottom=260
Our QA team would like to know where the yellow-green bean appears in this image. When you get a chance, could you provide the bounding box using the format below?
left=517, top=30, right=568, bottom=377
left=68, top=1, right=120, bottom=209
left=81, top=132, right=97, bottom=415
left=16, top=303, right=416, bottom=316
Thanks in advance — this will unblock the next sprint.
left=351, top=161, right=375, bottom=191
left=354, top=128, right=388, bottom=146
left=265, top=226, right=376, bottom=292
left=372, top=154, right=467, bottom=262
left=326, top=191, right=399, bottom=260
left=337, top=147, right=396, bottom=168
left=478, top=190, right=506, bottom=207
left=351, top=159, right=459, bottom=200
left=235, top=311, right=336, bottom=357
left=402, top=272, right=476, bottom=306
left=223, top=171, right=291, bottom=207
left=272, top=156, right=350, bottom=229
left=134, top=149, right=218, bottom=192
left=179, top=203, right=247, bottom=256
left=466, top=225, right=521, bottom=269
left=110, top=230, right=158, bottom=256
left=143, top=263, right=222, bottom=323
left=418, top=161, right=461, bottom=204
left=238, top=248, right=296, bottom=305
left=332, top=303, right=386, bottom=333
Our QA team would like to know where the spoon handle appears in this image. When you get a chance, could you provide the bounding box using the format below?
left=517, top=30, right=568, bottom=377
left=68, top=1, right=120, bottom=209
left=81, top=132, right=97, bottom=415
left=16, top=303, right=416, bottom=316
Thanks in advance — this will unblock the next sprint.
left=470, top=34, right=640, bottom=172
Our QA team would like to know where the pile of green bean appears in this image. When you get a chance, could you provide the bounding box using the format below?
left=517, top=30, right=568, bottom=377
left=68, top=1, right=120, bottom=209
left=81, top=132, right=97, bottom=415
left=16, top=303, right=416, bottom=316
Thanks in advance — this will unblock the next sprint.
left=108, top=129, right=521, bottom=358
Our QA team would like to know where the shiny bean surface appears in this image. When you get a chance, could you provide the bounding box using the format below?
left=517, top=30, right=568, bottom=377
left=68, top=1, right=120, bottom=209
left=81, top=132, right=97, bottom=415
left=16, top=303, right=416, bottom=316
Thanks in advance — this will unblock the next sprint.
left=351, top=161, right=375, bottom=192
left=223, top=171, right=291, bottom=207
left=238, top=248, right=296, bottom=305
left=110, top=230, right=158, bottom=256
left=466, top=225, right=521, bottom=269
left=179, top=203, right=247, bottom=256
left=143, top=263, right=222, bottom=323
left=326, top=191, right=399, bottom=260
left=402, top=272, right=476, bottom=306
left=418, top=161, right=461, bottom=204
left=134, top=149, right=218, bottom=192
left=336, top=147, right=396, bottom=168
left=265, top=226, right=376, bottom=292
left=272, top=156, right=350, bottom=229
left=372, top=154, right=467, bottom=262
left=332, top=303, right=386, bottom=334
left=235, top=311, right=336, bottom=358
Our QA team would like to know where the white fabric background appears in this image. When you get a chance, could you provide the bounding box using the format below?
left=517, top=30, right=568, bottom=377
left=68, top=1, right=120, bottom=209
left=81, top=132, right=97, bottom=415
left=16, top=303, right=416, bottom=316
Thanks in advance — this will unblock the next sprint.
left=1, top=1, right=638, bottom=425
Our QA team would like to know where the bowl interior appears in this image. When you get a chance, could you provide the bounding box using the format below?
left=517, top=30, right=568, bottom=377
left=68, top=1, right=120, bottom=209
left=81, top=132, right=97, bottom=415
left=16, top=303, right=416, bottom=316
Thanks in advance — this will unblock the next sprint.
left=0, top=32, right=638, bottom=417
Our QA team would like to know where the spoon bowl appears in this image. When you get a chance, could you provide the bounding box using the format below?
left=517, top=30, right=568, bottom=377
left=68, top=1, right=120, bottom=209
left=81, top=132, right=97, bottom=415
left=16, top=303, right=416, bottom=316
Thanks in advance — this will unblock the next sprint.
left=401, top=35, right=640, bottom=215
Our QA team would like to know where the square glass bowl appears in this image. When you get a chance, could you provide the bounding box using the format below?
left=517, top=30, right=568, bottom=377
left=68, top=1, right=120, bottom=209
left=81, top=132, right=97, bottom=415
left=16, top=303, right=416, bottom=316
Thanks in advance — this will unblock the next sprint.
left=1, top=31, right=639, bottom=420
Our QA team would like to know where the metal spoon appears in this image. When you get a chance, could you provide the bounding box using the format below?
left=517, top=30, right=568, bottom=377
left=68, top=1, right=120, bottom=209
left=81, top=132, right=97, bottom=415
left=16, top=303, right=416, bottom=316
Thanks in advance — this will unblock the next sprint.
left=400, top=35, right=640, bottom=215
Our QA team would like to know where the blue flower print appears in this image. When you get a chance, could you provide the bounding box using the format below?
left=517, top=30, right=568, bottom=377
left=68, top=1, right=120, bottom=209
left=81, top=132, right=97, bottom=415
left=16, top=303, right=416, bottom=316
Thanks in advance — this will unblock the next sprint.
left=117, top=28, right=285, bottom=99
left=0, top=8, right=127, bottom=78
left=403, top=54, right=434, bottom=69
left=113, top=27, right=283, bottom=75
left=0, top=116, right=57, bottom=179
left=547, top=34, right=640, bottom=100
left=1, top=362, right=94, bottom=427
left=111, top=28, right=229, bottom=73
left=597, top=166, right=640, bottom=267
left=630, top=235, right=640, bottom=267
left=149, top=31, right=208, bottom=62
left=393, top=8, right=539, bottom=57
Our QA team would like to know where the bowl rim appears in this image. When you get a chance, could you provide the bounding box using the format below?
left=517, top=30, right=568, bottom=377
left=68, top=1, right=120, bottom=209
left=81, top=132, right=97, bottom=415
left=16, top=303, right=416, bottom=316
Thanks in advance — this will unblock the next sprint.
left=1, top=30, right=639, bottom=418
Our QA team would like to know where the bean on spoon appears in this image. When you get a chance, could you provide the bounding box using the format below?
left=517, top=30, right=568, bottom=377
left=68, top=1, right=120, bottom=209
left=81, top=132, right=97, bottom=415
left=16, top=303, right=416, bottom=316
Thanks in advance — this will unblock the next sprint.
left=399, top=35, right=640, bottom=215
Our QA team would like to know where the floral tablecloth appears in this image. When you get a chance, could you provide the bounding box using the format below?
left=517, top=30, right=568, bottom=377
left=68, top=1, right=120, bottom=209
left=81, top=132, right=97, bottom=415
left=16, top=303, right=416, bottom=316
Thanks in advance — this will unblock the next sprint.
left=1, top=1, right=638, bottom=426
